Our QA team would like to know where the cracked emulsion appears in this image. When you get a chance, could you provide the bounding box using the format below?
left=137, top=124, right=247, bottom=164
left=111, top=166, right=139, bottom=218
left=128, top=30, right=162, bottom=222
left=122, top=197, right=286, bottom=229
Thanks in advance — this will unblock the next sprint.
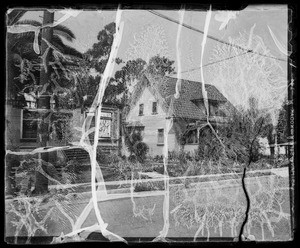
left=5, top=7, right=292, bottom=243
left=7, top=7, right=127, bottom=243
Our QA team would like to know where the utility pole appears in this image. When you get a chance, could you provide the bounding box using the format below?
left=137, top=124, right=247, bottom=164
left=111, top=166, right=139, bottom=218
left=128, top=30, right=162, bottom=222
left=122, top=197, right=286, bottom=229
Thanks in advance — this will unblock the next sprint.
left=32, top=10, right=54, bottom=195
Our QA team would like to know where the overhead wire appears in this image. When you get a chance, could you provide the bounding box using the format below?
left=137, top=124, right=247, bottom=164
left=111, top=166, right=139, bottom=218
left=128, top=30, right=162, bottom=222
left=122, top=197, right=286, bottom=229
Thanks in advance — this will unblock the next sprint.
left=147, top=10, right=287, bottom=63
left=171, top=51, right=250, bottom=74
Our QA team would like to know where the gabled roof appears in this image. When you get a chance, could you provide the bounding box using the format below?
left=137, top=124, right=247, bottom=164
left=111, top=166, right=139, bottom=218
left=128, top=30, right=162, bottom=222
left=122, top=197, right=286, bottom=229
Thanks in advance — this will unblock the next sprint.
left=169, top=97, right=205, bottom=119
left=128, top=74, right=231, bottom=120
left=155, top=76, right=228, bottom=102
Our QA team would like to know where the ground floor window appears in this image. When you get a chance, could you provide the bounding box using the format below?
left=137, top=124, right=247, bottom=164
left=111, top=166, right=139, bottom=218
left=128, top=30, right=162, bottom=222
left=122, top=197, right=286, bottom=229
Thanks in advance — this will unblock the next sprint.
left=157, top=128, right=164, bottom=144
left=21, top=110, right=39, bottom=139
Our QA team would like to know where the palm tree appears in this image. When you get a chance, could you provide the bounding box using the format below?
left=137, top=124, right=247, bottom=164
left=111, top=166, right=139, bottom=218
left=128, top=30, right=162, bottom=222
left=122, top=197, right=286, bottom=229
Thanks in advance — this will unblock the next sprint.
left=7, top=10, right=82, bottom=99
left=7, top=10, right=83, bottom=195
left=7, top=10, right=82, bottom=57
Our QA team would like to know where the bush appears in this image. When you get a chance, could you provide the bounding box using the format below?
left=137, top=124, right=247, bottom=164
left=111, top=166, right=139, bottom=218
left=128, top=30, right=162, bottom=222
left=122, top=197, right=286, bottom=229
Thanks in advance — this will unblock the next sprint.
left=61, top=159, right=80, bottom=184
left=125, top=131, right=149, bottom=163
left=197, top=127, right=224, bottom=161
left=133, top=141, right=149, bottom=162
left=96, top=148, right=121, bottom=164
left=106, top=160, right=143, bottom=181
left=134, top=180, right=164, bottom=192
left=168, top=150, right=195, bottom=163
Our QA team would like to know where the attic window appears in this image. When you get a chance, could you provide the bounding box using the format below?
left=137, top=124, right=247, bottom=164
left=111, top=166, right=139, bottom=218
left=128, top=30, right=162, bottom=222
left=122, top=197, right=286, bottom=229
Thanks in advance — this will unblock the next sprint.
left=152, top=102, right=157, bottom=114
left=139, top=104, right=144, bottom=116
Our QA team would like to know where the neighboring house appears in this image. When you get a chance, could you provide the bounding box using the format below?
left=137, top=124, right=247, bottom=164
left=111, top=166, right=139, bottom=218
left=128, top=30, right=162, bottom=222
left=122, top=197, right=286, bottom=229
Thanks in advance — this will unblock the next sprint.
left=258, top=137, right=288, bottom=156
left=125, top=74, right=234, bottom=156
left=5, top=93, right=121, bottom=155
left=5, top=89, right=122, bottom=196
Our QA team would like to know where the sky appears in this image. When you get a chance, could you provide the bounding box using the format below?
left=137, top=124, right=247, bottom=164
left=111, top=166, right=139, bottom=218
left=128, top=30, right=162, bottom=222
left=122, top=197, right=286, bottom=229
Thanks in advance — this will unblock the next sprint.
left=21, top=6, right=288, bottom=66
left=20, top=5, right=289, bottom=123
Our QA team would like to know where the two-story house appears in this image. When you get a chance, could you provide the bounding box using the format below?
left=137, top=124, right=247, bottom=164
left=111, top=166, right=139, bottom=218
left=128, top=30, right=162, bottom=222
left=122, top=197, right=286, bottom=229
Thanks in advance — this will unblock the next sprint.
left=125, top=74, right=233, bottom=156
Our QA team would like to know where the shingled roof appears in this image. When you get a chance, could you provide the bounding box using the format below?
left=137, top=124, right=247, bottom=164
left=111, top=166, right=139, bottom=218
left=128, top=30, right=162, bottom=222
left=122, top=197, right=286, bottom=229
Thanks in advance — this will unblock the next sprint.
left=155, top=76, right=228, bottom=102
left=129, top=74, right=231, bottom=120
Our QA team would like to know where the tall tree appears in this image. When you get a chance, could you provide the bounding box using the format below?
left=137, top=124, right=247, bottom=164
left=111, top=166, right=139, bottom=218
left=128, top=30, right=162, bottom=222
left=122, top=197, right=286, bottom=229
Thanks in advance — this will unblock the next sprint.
left=85, top=22, right=116, bottom=73
left=207, top=29, right=286, bottom=158
left=106, top=55, right=175, bottom=107
left=7, top=10, right=82, bottom=100
left=276, top=99, right=288, bottom=146
left=84, top=22, right=175, bottom=109
left=198, top=97, right=273, bottom=163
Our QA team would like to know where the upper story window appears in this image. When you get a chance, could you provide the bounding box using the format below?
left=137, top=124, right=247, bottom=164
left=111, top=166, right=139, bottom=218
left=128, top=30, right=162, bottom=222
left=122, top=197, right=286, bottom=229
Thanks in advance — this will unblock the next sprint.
left=139, top=104, right=144, bottom=116
left=24, top=93, right=37, bottom=109
left=152, top=102, right=157, bottom=114
left=23, top=93, right=56, bottom=110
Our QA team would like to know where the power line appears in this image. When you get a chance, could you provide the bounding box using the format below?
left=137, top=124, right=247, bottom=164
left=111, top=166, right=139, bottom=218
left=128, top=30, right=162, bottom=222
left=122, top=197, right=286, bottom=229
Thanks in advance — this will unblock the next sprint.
left=171, top=51, right=250, bottom=74
left=148, top=10, right=287, bottom=62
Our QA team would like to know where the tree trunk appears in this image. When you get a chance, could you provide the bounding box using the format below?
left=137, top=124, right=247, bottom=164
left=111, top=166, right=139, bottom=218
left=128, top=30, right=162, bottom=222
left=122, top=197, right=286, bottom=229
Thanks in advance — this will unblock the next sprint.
left=270, top=146, right=275, bottom=158
left=268, top=129, right=276, bottom=159
left=32, top=11, right=54, bottom=195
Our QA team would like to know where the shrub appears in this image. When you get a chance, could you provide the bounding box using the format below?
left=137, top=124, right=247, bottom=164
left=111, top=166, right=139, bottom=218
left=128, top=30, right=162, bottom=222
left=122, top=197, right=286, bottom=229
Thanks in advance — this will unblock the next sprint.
left=107, top=160, right=143, bottom=182
left=133, top=141, right=149, bottom=163
left=168, top=150, right=194, bottom=163
left=125, top=131, right=149, bottom=163
left=96, top=148, right=121, bottom=164
left=61, top=159, right=80, bottom=184
left=134, top=180, right=164, bottom=192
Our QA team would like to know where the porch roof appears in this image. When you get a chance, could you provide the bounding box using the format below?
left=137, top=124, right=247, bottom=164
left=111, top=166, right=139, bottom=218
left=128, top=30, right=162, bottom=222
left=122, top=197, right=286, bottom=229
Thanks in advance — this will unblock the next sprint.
left=124, top=120, right=145, bottom=127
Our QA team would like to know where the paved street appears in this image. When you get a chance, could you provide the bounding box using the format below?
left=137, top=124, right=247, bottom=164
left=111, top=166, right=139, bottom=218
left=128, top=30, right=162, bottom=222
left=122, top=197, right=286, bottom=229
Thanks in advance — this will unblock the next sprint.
left=5, top=168, right=292, bottom=241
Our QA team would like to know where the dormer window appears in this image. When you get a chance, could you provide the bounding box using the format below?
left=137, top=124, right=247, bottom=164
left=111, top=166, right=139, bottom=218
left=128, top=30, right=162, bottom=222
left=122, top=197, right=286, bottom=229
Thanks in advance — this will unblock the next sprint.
left=152, top=102, right=157, bottom=114
left=209, top=100, right=218, bottom=116
left=139, top=104, right=144, bottom=116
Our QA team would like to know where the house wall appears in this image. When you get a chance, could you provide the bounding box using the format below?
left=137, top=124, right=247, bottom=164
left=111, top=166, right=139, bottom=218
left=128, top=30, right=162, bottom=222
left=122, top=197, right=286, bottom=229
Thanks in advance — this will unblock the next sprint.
left=5, top=105, right=21, bottom=150
left=126, top=87, right=175, bottom=156
left=167, top=130, right=177, bottom=152
left=5, top=105, right=120, bottom=152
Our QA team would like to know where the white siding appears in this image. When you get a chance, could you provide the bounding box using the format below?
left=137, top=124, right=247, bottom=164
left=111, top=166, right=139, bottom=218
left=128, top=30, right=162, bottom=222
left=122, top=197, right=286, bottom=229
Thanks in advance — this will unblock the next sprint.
left=126, top=88, right=177, bottom=156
